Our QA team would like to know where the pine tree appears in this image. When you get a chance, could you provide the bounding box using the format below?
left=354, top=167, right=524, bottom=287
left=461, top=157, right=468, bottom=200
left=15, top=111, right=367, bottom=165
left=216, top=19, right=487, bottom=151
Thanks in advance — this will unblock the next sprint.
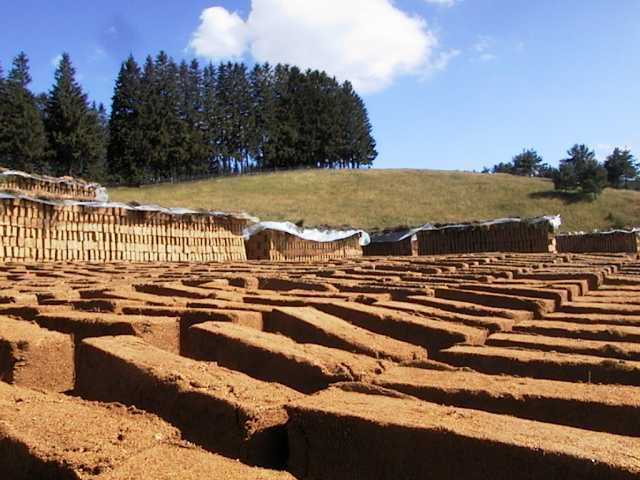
left=0, top=52, right=49, bottom=173
left=84, top=102, right=108, bottom=182
left=271, top=64, right=301, bottom=170
left=139, top=51, right=183, bottom=181
left=45, top=53, right=104, bottom=178
left=135, top=55, right=157, bottom=183
left=341, top=83, right=376, bottom=168
left=249, top=63, right=276, bottom=170
left=553, top=144, right=608, bottom=198
left=108, top=55, right=143, bottom=185
left=177, top=59, right=209, bottom=177
left=512, top=149, right=543, bottom=176
left=604, top=148, right=638, bottom=188
left=202, top=62, right=221, bottom=173
left=296, top=70, right=342, bottom=169
left=215, top=62, right=254, bottom=173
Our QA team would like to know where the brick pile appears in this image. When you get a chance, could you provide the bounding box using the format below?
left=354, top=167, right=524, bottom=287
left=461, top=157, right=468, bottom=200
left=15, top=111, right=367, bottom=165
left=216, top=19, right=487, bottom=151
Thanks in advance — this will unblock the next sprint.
left=416, top=217, right=558, bottom=255
left=557, top=230, right=640, bottom=253
left=245, top=229, right=363, bottom=261
left=0, top=195, right=249, bottom=262
left=363, top=229, right=418, bottom=257
left=0, top=168, right=107, bottom=202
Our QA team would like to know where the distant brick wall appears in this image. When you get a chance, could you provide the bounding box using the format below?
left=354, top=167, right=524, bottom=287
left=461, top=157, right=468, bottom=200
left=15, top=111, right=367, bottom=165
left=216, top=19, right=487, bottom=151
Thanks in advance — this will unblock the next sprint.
left=416, top=221, right=556, bottom=255
left=0, top=196, right=248, bottom=262
left=557, top=231, right=639, bottom=253
left=0, top=169, right=106, bottom=202
left=245, top=230, right=362, bottom=261
left=363, top=236, right=417, bottom=256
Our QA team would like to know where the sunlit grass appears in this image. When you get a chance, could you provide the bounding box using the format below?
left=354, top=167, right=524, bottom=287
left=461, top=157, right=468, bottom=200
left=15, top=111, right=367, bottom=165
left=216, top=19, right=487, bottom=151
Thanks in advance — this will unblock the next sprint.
left=109, top=169, right=640, bottom=232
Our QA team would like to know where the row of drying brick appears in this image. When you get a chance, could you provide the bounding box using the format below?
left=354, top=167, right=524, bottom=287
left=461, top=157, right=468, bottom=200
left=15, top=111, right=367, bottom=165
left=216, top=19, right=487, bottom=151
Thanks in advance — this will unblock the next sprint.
left=4, top=333, right=640, bottom=479
left=0, top=197, right=249, bottom=262
left=3, top=258, right=632, bottom=478
left=5, top=290, right=640, bottom=398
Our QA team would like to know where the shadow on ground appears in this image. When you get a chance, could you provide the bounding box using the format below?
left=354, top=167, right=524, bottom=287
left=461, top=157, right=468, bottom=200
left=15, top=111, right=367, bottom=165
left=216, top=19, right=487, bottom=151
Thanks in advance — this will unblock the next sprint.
left=528, top=190, right=593, bottom=204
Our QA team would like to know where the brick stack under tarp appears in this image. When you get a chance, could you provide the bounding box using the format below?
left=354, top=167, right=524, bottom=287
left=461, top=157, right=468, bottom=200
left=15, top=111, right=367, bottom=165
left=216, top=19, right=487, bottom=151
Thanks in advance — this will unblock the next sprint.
left=244, top=223, right=366, bottom=261
left=0, top=168, right=108, bottom=202
left=416, top=216, right=560, bottom=255
left=363, top=228, right=418, bottom=257
left=556, top=230, right=640, bottom=253
left=0, top=194, right=251, bottom=262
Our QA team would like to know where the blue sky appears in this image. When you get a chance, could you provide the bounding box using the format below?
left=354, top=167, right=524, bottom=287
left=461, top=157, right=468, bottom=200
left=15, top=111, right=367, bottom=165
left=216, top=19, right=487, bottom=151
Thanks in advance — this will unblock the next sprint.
left=2, top=0, right=639, bottom=171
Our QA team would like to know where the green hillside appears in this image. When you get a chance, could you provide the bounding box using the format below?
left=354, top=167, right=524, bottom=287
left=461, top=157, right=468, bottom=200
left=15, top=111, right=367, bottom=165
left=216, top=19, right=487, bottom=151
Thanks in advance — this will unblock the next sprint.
left=109, top=169, right=640, bottom=232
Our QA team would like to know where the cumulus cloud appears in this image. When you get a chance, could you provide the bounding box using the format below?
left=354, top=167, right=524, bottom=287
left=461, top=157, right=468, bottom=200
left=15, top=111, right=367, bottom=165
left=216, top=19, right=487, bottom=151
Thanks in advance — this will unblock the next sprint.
left=189, top=7, right=249, bottom=59
left=189, top=0, right=447, bottom=93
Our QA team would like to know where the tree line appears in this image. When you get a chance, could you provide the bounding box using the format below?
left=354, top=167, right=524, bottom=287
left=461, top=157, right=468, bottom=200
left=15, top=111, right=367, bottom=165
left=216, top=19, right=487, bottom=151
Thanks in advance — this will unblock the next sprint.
left=484, top=145, right=638, bottom=199
left=0, top=51, right=377, bottom=185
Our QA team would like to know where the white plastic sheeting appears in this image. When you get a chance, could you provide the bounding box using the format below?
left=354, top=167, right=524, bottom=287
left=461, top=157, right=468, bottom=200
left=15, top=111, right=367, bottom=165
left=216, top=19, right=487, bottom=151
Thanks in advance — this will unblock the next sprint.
left=369, top=224, right=432, bottom=243
left=244, top=221, right=371, bottom=246
left=370, top=215, right=562, bottom=244
left=0, top=169, right=109, bottom=202
left=0, top=191, right=258, bottom=222
left=427, top=215, right=562, bottom=232
left=558, top=227, right=640, bottom=237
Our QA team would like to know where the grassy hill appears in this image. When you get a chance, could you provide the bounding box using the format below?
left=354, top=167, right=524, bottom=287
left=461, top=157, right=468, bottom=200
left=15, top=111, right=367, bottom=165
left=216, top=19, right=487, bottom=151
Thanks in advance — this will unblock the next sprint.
left=109, top=169, right=640, bottom=232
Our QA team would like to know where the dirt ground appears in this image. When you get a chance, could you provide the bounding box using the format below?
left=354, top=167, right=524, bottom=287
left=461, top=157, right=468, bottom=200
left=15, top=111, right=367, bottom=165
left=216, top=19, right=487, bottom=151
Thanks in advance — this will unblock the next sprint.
left=1, top=252, right=640, bottom=478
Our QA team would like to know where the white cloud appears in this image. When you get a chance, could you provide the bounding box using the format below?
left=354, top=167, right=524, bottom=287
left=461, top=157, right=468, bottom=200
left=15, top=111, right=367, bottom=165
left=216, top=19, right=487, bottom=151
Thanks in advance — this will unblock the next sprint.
left=429, top=48, right=461, bottom=72
left=50, top=54, right=63, bottom=68
left=471, top=35, right=497, bottom=62
left=189, top=0, right=446, bottom=93
left=189, top=7, right=249, bottom=59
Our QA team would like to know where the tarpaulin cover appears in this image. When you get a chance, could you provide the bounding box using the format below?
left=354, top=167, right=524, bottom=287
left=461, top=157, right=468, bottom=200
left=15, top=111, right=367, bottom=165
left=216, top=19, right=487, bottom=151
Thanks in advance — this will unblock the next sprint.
left=0, top=192, right=258, bottom=222
left=558, top=227, right=640, bottom=236
left=0, top=169, right=109, bottom=202
left=370, top=215, right=562, bottom=243
left=244, top=221, right=371, bottom=246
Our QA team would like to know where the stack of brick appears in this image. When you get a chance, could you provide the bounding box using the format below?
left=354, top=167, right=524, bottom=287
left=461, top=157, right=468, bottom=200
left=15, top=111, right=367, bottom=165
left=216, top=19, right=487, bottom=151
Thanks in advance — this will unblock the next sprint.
left=0, top=195, right=249, bottom=262
left=416, top=216, right=559, bottom=255
left=556, top=230, right=640, bottom=253
left=245, top=228, right=364, bottom=261
left=0, top=168, right=107, bottom=202
left=363, top=229, right=418, bottom=257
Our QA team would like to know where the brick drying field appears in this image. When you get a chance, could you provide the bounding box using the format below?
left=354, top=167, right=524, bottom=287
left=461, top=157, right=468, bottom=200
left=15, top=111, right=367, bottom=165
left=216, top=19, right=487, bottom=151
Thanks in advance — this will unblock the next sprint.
left=2, top=253, right=640, bottom=478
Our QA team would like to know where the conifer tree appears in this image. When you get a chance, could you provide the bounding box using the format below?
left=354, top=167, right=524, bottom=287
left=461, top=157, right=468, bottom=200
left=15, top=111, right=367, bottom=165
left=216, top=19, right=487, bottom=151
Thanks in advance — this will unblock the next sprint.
left=338, top=81, right=376, bottom=168
left=84, top=102, right=108, bottom=182
left=45, top=53, right=104, bottom=178
left=216, top=62, right=254, bottom=173
left=177, top=59, right=209, bottom=177
left=271, top=64, right=301, bottom=170
left=0, top=52, right=48, bottom=173
left=139, top=51, right=183, bottom=181
left=553, top=144, right=608, bottom=198
left=604, top=148, right=638, bottom=188
left=202, top=62, right=221, bottom=173
left=249, top=63, right=276, bottom=170
left=103, top=52, right=378, bottom=183
left=108, top=55, right=143, bottom=184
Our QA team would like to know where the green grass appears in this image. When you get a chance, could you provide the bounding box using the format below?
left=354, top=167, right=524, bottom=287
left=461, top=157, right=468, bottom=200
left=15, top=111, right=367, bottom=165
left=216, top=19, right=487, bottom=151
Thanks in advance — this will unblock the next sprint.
left=109, top=169, right=640, bottom=232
